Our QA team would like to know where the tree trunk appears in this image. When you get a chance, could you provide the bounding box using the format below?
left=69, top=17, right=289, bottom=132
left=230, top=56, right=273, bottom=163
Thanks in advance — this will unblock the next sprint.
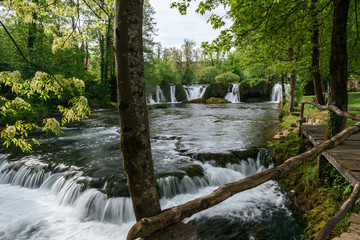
left=26, top=0, right=38, bottom=79
left=328, top=0, right=350, bottom=136
left=281, top=74, right=286, bottom=103
left=311, top=0, right=325, bottom=105
left=287, top=47, right=296, bottom=113
left=287, top=70, right=296, bottom=112
left=114, top=0, right=161, bottom=221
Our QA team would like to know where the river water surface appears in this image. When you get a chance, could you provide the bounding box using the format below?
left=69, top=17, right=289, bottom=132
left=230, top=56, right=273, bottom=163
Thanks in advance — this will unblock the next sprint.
left=0, top=103, right=304, bottom=240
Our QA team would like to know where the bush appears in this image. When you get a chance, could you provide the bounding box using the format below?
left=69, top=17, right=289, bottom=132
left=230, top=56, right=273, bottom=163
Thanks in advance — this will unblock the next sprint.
left=197, top=66, right=220, bottom=84
left=215, top=72, right=240, bottom=83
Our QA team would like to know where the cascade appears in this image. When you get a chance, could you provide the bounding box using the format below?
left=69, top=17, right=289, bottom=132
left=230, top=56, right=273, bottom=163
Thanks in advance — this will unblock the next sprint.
left=270, top=83, right=283, bottom=102
left=147, top=86, right=166, bottom=104
left=224, top=83, right=241, bottom=103
left=170, top=85, right=178, bottom=103
left=184, top=84, right=207, bottom=100
left=0, top=159, right=135, bottom=225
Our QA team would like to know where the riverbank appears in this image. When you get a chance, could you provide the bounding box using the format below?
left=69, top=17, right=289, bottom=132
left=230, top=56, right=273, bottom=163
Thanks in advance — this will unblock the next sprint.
left=269, top=92, right=360, bottom=239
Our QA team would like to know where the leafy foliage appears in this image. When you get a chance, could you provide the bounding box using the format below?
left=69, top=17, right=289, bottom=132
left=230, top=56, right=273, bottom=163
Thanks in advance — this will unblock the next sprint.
left=215, top=72, right=240, bottom=83
left=0, top=71, right=90, bottom=151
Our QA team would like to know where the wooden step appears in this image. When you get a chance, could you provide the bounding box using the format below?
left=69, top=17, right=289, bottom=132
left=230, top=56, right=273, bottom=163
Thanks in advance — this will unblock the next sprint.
left=348, top=223, right=360, bottom=235
left=338, top=232, right=360, bottom=240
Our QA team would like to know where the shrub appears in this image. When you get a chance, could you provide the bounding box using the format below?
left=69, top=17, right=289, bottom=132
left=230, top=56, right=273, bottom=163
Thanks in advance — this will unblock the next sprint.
left=215, top=72, right=240, bottom=83
left=197, top=66, right=220, bottom=84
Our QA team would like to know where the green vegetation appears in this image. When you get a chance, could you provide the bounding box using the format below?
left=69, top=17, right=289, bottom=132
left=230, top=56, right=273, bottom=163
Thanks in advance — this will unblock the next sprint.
left=215, top=72, right=240, bottom=83
left=203, top=82, right=230, bottom=99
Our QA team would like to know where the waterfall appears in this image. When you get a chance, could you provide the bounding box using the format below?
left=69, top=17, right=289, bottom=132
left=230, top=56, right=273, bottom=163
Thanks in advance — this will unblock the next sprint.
left=0, top=149, right=296, bottom=239
left=0, top=159, right=135, bottom=225
left=148, top=86, right=166, bottom=104
left=170, top=85, right=178, bottom=103
left=224, top=83, right=241, bottom=103
left=270, top=83, right=283, bottom=102
left=184, top=84, right=207, bottom=100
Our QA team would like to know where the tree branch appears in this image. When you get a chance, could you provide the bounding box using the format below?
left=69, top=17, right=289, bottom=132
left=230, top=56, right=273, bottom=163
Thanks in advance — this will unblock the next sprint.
left=315, top=182, right=360, bottom=240
left=301, top=100, right=360, bottom=121
left=0, top=19, right=66, bottom=89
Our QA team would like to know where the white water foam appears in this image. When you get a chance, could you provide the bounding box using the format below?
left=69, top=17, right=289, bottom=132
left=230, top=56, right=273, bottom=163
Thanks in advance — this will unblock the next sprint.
left=225, top=83, right=241, bottom=103
left=0, top=151, right=291, bottom=240
left=170, top=85, right=178, bottom=103
left=184, top=84, right=208, bottom=100
left=270, top=83, right=283, bottom=102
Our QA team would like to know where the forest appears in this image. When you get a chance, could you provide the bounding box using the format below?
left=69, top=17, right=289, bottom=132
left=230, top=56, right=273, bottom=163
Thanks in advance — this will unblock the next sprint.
left=1, top=0, right=360, bottom=239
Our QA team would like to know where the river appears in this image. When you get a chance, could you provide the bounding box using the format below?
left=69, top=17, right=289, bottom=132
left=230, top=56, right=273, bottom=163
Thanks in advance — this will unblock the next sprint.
left=0, top=102, right=304, bottom=240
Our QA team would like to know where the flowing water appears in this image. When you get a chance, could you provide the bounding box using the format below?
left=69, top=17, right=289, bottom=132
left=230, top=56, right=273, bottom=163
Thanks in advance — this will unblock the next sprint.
left=0, top=103, right=304, bottom=240
left=225, top=83, right=241, bottom=103
left=183, top=84, right=208, bottom=101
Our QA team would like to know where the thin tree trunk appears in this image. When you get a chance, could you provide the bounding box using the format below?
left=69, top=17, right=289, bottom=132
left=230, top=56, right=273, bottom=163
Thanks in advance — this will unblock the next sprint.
left=311, top=0, right=325, bottom=105
left=281, top=74, right=286, bottom=103
left=26, top=0, right=38, bottom=78
left=287, top=70, right=296, bottom=112
left=328, top=0, right=350, bottom=136
left=287, top=47, right=296, bottom=112
left=104, top=17, right=112, bottom=86
left=99, top=35, right=105, bottom=85
left=114, top=0, right=161, bottom=221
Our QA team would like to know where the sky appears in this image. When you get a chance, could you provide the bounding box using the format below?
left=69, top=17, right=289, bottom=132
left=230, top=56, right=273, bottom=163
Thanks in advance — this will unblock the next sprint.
left=150, top=0, right=229, bottom=49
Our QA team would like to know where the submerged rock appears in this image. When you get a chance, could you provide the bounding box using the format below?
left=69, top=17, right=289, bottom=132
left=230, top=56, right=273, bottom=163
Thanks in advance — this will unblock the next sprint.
left=206, top=97, right=231, bottom=104
left=182, top=97, right=230, bottom=104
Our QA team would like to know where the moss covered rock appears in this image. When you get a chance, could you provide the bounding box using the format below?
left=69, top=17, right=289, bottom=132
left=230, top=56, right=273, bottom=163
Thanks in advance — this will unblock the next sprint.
left=240, top=78, right=273, bottom=102
left=160, top=81, right=171, bottom=102
left=203, top=82, right=230, bottom=99
left=175, top=84, right=187, bottom=102
left=183, top=165, right=204, bottom=178
left=206, top=97, right=231, bottom=104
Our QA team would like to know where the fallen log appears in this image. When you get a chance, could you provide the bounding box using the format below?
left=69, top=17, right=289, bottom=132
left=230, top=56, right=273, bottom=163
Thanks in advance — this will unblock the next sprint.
left=127, top=122, right=360, bottom=240
left=315, top=182, right=360, bottom=240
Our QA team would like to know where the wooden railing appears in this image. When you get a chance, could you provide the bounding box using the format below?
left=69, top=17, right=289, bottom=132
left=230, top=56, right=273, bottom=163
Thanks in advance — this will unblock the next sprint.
left=298, top=101, right=360, bottom=240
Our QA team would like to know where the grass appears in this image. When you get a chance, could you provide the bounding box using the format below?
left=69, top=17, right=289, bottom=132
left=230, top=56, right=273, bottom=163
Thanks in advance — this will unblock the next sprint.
left=297, top=92, right=360, bottom=127
left=347, top=92, right=360, bottom=126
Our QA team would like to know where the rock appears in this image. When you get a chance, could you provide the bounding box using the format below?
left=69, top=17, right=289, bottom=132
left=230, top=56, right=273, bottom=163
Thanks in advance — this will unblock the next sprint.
left=203, top=82, right=230, bottom=99
left=175, top=84, right=187, bottom=102
left=160, top=81, right=171, bottom=102
left=206, top=97, right=231, bottom=104
left=182, top=97, right=231, bottom=104
left=239, top=78, right=273, bottom=102
left=183, top=165, right=204, bottom=178
left=291, top=122, right=298, bottom=127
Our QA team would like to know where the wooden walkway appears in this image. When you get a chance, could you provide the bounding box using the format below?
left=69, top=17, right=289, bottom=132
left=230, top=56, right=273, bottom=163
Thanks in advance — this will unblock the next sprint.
left=301, top=125, right=360, bottom=240
left=302, top=125, right=360, bottom=187
left=332, top=214, right=360, bottom=240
